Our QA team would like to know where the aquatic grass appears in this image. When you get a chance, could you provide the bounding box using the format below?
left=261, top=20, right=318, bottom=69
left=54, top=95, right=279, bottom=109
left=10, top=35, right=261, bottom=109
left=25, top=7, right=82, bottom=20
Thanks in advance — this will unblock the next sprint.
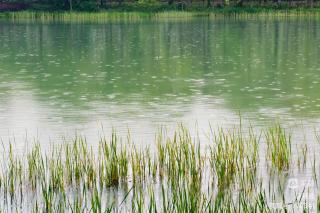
left=90, top=186, right=102, bottom=213
left=48, top=148, right=65, bottom=192
left=154, top=125, right=203, bottom=195
left=0, top=124, right=317, bottom=211
left=99, top=132, right=128, bottom=187
left=68, top=194, right=85, bottom=213
left=318, top=193, right=320, bottom=212
left=131, top=187, right=145, bottom=212
left=297, top=143, right=308, bottom=169
left=265, top=124, right=291, bottom=172
left=27, top=143, right=45, bottom=190
left=209, top=126, right=258, bottom=191
left=5, top=143, right=24, bottom=202
left=312, top=151, right=318, bottom=186
left=2, top=9, right=320, bottom=23
left=64, top=137, right=88, bottom=186
left=147, top=185, right=157, bottom=212
left=210, top=129, right=239, bottom=190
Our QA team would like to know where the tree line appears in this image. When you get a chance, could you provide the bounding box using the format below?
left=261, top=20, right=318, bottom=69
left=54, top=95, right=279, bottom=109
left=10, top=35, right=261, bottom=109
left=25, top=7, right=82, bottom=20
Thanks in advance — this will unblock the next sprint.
left=0, top=0, right=318, bottom=11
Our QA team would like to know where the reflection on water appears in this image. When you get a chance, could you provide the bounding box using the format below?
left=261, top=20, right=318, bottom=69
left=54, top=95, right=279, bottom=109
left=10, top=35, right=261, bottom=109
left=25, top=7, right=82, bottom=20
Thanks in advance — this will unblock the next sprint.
left=0, top=18, right=320, bottom=143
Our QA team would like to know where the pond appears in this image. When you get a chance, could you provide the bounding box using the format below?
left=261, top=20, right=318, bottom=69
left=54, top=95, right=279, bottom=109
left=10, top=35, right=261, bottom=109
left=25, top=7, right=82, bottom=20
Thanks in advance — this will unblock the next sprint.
left=1, top=17, right=320, bottom=144
left=1, top=16, right=320, bottom=211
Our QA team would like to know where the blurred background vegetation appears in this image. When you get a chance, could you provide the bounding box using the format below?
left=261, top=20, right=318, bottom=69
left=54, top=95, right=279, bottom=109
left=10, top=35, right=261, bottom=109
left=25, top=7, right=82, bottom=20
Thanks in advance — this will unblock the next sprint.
left=0, top=0, right=319, bottom=12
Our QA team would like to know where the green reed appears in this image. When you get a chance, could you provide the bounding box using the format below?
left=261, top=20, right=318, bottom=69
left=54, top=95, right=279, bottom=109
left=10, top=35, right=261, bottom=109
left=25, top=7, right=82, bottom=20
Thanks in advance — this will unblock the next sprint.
left=99, top=132, right=128, bottom=187
left=1, top=9, right=320, bottom=23
left=0, top=123, right=317, bottom=211
left=266, top=124, right=291, bottom=172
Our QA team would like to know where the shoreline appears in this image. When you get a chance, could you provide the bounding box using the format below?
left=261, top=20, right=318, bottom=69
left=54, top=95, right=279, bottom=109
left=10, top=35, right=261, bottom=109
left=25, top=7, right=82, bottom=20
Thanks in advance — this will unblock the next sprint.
left=1, top=8, right=320, bottom=22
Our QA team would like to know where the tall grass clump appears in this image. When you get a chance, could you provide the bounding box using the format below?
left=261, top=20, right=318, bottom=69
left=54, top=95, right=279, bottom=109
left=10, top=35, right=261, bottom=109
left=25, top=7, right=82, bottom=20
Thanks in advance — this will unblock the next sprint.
left=0, top=123, right=317, bottom=211
left=99, top=132, right=128, bottom=187
left=27, top=144, right=45, bottom=190
left=156, top=125, right=203, bottom=187
left=209, top=127, right=258, bottom=191
left=265, top=124, right=291, bottom=171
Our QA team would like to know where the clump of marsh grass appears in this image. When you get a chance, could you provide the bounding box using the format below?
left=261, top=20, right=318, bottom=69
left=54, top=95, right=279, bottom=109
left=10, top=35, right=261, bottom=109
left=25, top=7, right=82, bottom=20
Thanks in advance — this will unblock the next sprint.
left=0, top=123, right=317, bottom=211
left=99, top=132, right=128, bottom=187
left=64, top=137, right=87, bottom=186
left=209, top=127, right=258, bottom=191
left=297, top=143, right=308, bottom=169
left=156, top=125, right=203, bottom=187
left=265, top=124, right=291, bottom=172
left=27, top=144, right=45, bottom=190
left=210, top=129, right=239, bottom=190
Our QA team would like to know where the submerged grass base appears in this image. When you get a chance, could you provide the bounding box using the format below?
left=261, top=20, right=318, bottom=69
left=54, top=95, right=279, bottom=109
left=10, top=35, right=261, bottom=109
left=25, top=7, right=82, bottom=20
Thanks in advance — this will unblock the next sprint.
left=0, top=124, right=319, bottom=211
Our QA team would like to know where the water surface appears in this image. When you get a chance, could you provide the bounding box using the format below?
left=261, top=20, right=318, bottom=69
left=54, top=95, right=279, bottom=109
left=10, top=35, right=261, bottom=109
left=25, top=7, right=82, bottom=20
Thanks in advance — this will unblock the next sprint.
left=1, top=17, right=320, bottom=144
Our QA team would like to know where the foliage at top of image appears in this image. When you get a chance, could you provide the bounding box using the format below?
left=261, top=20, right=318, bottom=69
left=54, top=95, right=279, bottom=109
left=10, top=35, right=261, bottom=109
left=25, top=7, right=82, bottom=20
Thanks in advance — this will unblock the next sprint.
left=0, top=0, right=320, bottom=12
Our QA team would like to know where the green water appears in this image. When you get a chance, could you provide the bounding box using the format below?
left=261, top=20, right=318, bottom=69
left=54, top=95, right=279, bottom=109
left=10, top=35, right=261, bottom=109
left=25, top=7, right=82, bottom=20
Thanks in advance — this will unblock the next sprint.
left=0, top=18, right=320, bottom=142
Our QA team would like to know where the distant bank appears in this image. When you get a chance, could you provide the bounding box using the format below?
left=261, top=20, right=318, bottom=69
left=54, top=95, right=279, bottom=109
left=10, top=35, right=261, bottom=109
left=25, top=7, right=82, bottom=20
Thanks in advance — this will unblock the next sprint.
left=0, top=1, right=320, bottom=13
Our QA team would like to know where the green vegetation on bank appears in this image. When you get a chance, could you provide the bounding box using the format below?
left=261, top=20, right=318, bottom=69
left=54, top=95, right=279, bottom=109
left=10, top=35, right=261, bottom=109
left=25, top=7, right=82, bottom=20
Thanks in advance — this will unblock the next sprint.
left=2, top=0, right=320, bottom=21
left=0, top=124, right=319, bottom=211
left=1, top=8, right=320, bottom=22
left=0, top=0, right=320, bottom=12
left=1, top=0, right=320, bottom=14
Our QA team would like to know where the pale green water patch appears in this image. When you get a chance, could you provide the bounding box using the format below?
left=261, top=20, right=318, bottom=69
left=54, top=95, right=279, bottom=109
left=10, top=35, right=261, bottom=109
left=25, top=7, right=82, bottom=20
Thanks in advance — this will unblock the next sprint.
left=0, top=17, right=320, bottom=142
